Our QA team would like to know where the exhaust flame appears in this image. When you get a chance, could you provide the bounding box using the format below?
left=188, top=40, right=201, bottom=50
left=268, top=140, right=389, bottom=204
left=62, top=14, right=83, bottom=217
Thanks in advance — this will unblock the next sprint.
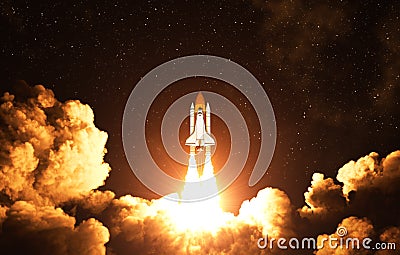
left=161, top=158, right=233, bottom=233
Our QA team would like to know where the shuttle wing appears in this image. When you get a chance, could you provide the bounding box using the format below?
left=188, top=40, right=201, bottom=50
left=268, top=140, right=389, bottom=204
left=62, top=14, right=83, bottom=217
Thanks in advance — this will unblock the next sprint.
left=203, top=132, right=215, bottom=145
left=185, top=132, right=198, bottom=146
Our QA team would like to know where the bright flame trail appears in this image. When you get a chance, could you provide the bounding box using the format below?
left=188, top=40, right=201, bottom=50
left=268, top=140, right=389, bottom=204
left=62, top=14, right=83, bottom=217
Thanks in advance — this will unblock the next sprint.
left=165, top=156, right=233, bottom=233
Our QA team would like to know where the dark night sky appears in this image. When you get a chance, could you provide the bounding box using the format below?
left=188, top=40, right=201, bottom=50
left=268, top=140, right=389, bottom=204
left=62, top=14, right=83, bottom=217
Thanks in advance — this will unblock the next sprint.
left=0, top=0, right=399, bottom=211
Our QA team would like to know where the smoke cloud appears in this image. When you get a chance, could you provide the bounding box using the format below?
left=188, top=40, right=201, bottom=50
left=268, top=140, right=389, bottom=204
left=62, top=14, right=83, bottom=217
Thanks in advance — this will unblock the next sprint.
left=377, top=227, right=400, bottom=255
left=315, top=217, right=375, bottom=255
left=337, top=151, right=400, bottom=196
left=238, top=187, right=294, bottom=237
left=300, top=173, right=346, bottom=218
left=0, top=83, right=110, bottom=205
left=1, top=201, right=109, bottom=255
left=0, top=83, right=111, bottom=254
left=299, top=150, right=400, bottom=253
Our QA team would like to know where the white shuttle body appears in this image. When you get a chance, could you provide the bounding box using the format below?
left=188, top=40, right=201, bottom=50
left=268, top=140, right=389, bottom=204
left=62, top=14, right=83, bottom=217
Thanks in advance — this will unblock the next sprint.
left=185, top=93, right=215, bottom=154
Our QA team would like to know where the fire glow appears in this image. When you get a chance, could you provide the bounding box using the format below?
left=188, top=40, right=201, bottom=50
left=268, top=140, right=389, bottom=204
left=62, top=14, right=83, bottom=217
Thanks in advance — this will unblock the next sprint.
left=168, top=161, right=233, bottom=233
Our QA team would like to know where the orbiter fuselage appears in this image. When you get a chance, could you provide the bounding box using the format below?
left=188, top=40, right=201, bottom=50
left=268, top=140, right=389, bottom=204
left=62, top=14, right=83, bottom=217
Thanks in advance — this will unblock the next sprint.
left=185, top=93, right=215, bottom=155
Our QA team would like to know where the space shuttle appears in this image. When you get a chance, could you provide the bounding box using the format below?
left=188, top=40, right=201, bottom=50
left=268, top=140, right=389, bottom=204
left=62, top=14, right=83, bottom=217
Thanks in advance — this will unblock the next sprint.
left=185, top=92, right=215, bottom=155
